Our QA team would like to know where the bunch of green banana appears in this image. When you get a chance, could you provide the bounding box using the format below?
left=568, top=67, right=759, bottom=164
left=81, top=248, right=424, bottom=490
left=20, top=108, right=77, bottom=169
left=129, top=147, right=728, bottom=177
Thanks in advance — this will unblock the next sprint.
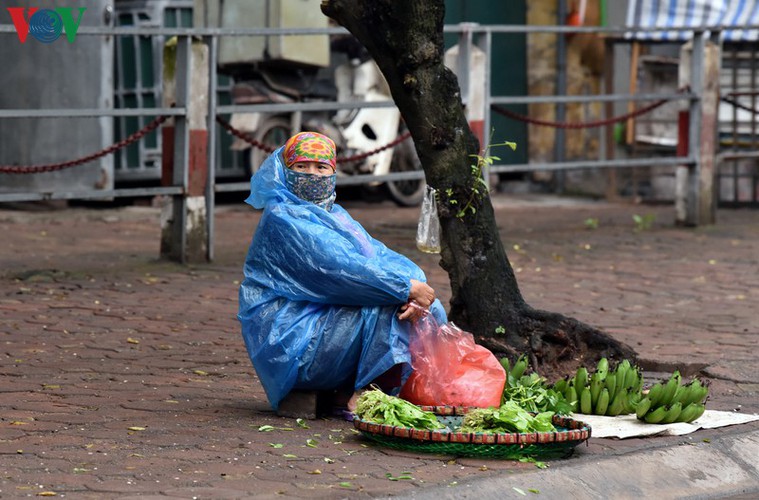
left=500, top=354, right=529, bottom=388
left=635, top=371, right=709, bottom=424
left=561, top=358, right=643, bottom=416
left=553, top=379, right=571, bottom=406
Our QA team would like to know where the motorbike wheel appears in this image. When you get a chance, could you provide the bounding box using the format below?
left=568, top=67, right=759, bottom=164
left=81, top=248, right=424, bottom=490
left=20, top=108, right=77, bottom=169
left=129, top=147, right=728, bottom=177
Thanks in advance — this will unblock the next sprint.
left=245, top=116, right=292, bottom=177
left=386, top=134, right=426, bottom=207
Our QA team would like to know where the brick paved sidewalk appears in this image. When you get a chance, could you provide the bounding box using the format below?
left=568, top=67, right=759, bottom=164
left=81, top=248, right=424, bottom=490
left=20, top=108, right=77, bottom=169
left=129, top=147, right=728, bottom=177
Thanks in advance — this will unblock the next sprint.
left=1, top=196, right=757, bottom=498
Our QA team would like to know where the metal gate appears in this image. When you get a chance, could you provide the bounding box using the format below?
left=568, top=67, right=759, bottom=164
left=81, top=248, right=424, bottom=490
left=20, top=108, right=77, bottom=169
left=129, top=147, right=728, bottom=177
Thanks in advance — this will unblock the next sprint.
left=625, top=0, right=759, bottom=206
left=0, top=0, right=114, bottom=195
left=719, top=42, right=759, bottom=206
left=113, top=0, right=243, bottom=183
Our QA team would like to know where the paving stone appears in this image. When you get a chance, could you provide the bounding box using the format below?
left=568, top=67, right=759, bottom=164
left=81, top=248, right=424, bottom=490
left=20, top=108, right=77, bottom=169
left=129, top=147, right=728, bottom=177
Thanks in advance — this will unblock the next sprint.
left=1, top=201, right=758, bottom=498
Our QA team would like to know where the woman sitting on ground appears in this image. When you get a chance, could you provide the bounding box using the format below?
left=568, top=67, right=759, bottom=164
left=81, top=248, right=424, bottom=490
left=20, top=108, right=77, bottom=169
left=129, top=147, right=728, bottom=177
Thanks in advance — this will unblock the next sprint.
left=237, top=131, right=446, bottom=416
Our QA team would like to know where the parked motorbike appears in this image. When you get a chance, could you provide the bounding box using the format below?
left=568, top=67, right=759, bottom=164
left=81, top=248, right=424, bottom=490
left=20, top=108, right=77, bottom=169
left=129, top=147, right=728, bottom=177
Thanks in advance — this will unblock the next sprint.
left=227, top=39, right=425, bottom=206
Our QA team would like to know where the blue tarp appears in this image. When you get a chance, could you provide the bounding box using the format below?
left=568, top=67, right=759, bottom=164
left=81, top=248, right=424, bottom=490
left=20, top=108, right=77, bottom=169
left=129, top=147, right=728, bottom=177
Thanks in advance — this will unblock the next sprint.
left=626, top=0, right=759, bottom=41
left=237, top=146, right=446, bottom=410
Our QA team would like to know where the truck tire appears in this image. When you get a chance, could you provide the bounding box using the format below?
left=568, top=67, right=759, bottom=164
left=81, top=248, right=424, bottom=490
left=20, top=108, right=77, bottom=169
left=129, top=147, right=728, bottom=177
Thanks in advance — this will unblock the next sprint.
left=245, top=116, right=292, bottom=177
left=386, top=133, right=425, bottom=207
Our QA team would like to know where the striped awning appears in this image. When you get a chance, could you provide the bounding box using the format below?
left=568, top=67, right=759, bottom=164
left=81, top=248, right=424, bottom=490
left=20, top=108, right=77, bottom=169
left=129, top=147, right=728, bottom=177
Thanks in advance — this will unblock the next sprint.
left=626, top=0, right=759, bottom=41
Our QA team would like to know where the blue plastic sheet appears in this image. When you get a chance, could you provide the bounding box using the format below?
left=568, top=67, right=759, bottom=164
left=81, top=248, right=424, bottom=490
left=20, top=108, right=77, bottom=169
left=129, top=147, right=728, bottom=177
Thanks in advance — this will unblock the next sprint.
left=238, top=147, right=446, bottom=410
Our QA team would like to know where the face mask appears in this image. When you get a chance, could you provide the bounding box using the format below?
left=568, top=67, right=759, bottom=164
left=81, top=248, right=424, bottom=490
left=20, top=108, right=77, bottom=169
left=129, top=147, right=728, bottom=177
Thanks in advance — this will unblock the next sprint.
left=284, top=168, right=337, bottom=210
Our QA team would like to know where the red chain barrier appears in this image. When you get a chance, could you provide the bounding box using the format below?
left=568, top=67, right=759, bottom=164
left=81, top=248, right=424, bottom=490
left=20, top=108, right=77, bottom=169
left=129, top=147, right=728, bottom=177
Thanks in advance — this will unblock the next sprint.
left=215, top=115, right=277, bottom=154
left=493, top=87, right=690, bottom=130
left=721, top=95, right=759, bottom=115
left=215, top=115, right=411, bottom=163
left=0, top=114, right=170, bottom=174
left=2, top=113, right=410, bottom=175
left=4, top=88, right=721, bottom=174
left=337, top=131, right=411, bottom=164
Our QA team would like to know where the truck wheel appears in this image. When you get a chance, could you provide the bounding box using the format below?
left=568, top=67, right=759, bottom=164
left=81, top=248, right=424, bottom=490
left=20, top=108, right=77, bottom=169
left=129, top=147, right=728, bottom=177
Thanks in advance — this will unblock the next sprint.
left=386, top=133, right=425, bottom=207
left=245, top=116, right=292, bottom=177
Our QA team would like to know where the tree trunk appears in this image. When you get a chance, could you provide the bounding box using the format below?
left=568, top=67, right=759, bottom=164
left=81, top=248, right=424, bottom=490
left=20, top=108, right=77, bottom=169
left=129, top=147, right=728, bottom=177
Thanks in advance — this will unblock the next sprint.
left=321, top=0, right=635, bottom=374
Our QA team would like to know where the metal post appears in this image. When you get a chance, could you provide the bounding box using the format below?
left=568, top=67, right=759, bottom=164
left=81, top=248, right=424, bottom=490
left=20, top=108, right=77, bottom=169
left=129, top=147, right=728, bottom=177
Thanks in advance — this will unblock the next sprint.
left=457, top=24, right=474, bottom=112
left=602, top=37, right=617, bottom=200
left=555, top=0, right=568, bottom=193
left=479, top=29, right=493, bottom=189
left=206, top=35, right=218, bottom=262
left=291, top=110, right=302, bottom=137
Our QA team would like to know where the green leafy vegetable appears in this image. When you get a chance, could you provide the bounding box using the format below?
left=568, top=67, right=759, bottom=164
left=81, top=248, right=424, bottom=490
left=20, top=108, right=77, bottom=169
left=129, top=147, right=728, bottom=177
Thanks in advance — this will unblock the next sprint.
left=459, top=401, right=557, bottom=434
left=520, top=457, right=549, bottom=469
left=504, top=372, right=574, bottom=415
left=354, top=389, right=447, bottom=430
left=386, top=472, right=415, bottom=481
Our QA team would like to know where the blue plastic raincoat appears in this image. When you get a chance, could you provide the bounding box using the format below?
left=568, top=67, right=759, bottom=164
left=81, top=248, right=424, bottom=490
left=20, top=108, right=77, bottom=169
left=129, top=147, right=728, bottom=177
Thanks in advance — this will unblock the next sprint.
left=238, top=147, right=446, bottom=410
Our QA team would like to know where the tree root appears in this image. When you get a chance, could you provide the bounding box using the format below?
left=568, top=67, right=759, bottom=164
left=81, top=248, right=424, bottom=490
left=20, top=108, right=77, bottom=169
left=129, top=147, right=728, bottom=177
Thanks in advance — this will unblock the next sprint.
left=477, top=306, right=637, bottom=380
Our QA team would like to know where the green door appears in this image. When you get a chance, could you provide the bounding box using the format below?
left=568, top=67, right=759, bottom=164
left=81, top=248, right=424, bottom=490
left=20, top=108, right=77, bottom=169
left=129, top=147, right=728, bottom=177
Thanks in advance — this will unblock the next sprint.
left=444, top=0, right=527, bottom=166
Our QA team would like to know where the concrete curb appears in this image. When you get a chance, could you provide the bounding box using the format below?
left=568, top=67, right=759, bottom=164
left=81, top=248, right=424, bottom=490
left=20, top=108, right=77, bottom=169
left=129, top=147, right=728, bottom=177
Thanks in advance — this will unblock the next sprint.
left=398, top=428, right=759, bottom=499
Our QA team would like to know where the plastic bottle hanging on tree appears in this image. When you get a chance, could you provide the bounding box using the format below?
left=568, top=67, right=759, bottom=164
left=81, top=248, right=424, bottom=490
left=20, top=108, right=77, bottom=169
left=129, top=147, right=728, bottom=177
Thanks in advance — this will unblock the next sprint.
left=416, top=186, right=441, bottom=254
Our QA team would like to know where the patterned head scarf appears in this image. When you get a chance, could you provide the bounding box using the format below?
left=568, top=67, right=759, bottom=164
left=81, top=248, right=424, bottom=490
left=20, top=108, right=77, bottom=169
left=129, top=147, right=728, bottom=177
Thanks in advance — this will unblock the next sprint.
left=283, top=132, right=337, bottom=172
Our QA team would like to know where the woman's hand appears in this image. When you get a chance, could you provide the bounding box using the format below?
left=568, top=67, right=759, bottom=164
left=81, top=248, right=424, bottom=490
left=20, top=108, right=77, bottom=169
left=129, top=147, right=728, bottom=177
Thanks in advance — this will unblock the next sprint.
left=398, top=279, right=436, bottom=322
left=408, top=279, right=435, bottom=308
left=398, top=301, right=425, bottom=322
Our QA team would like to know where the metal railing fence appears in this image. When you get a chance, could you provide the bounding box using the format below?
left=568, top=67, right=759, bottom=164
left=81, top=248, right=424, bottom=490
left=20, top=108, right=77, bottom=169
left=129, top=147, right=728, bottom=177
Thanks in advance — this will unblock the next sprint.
left=0, top=23, right=720, bottom=189
left=1, top=22, right=755, bottom=259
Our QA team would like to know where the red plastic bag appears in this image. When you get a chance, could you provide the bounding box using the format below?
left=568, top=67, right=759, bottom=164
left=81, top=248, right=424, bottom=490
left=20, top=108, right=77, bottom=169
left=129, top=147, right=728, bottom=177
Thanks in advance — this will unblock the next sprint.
left=400, top=314, right=506, bottom=408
